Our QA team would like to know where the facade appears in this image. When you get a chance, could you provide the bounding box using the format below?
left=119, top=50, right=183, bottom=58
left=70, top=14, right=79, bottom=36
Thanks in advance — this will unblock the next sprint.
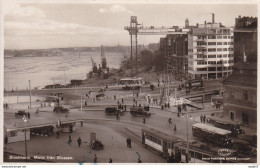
left=188, top=23, right=234, bottom=80
left=234, top=16, right=257, bottom=63
left=222, top=62, right=257, bottom=128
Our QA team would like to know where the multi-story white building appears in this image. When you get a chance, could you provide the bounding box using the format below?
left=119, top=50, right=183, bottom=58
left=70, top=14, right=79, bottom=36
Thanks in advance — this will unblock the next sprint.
left=188, top=22, right=234, bottom=80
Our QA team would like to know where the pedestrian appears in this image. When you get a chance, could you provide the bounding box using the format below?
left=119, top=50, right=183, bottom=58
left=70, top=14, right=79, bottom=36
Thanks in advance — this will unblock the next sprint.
left=143, top=118, right=146, bottom=124
left=77, top=137, right=82, bottom=147
left=85, top=100, right=87, bottom=106
left=133, top=98, right=135, bottom=103
left=200, top=114, right=203, bottom=123
left=137, top=93, right=139, bottom=98
left=69, top=124, right=73, bottom=133
left=161, top=105, right=164, bottom=110
left=80, top=121, right=83, bottom=127
left=138, top=158, right=142, bottom=163
left=174, top=124, right=177, bottom=133
left=168, top=102, right=170, bottom=108
left=168, top=118, right=172, bottom=124
left=139, top=104, right=141, bottom=107
left=109, top=158, right=112, bottom=163
left=124, top=105, right=126, bottom=111
left=126, top=137, right=131, bottom=148
left=27, top=112, right=30, bottom=119
left=93, top=154, right=97, bottom=163
left=203, top=115, right=206, bottom=123
left=122, top=98, right=124, bottom=104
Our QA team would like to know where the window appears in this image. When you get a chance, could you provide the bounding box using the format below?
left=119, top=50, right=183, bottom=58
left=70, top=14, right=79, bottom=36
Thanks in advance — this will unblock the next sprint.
left=228, top=42, right=233, bottom=45
left=217, top=61, right=223, bottom=64
left=197, top=68, right=207, bottom=71
left=217, top=48, right=222, bottom=51
left=228, top=54, right=233, bottom=57
left=228, top=48, right=233, bottom=51
left=223, top=36, right=228, bottom=39
left=197, top=61, right=207, bottom=65
left=208, top=35, right=216, bottom=39
left=228, top=60, right=234, bottom=63
left=217, top=35, right=222, bottom=39
left=188, top=49, right=193, bottom=52
left=208, top=61, right=216, bottom=65
left=242, top=90, right=248, bottom=101
left=223, top=48, right=228, bottom=51
left=208, top=67, right=216, bottom=71
left=217, top=55, right=222, bottom=58
left=223, top=60, right=228, bottom=64
left=197, top=54, right=205, bottom=58
left=208, top=48, right=216, bottom=52
left=217, top=42, right=222, bottom=45
left=197, top=48, right=205, bottom=52
left=208, top=42, right=216, bottom=45
left=10, top=131, right=17, bottom=137
left=208, top=55, right=216, bottom=58
left=223, top=42, right=228, bottom=45
left=223, top=54, right=228, bottom=58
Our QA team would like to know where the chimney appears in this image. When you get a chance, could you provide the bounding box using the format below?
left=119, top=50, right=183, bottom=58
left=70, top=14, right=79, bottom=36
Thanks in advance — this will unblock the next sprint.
left=212, top=13, right=215, bottom=23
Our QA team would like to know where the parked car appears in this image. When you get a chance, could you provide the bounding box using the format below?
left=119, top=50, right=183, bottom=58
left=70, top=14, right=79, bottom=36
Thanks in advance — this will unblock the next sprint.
left=53, top=106, right=70, bottom=113
left=105, top=107, right=124, bottom=115
left=130, top=107, right=151, bottom=117
left=15, top=110, right=27, bottom=118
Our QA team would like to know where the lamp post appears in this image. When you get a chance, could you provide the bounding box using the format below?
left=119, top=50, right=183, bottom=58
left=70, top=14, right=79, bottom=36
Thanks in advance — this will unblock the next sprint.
left=23, top=116, right=28, bottom=162
left=55, top=93, right=63, bottom=133
left=181, top=106, right=192, bottom=163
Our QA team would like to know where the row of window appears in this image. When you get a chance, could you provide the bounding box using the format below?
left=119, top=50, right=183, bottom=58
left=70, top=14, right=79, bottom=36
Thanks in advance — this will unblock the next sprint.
left=208, top=48, right=233, bottom=52
left=197, top=66, right=233, bottom=71
left=198, top=54, right=233, bottom=58
left=145, top=133, right=162, bottom=145
left=207, top=35, right=233, bottom=39
left=197, top=60, right=233, bottom=65
left=203, top=42, right=234, bottom=45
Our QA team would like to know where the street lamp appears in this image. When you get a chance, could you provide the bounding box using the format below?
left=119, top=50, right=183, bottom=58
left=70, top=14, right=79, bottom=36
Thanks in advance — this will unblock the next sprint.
left=23, top=116, right=28, bottom=162
left=181, top=107, right=193, bottom=163
left=55, top=93, right=63, bottom=133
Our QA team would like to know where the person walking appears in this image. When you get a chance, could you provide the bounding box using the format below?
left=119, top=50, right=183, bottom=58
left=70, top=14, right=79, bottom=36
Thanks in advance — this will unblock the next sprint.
left=173, top=124, right=177, bottom=133
left=68, top=135, right=72, bottom=145
left=109, top=158, right=112, bottom=163
left=122, top=98, right=124, bottom=104
left=77, top=137, right=82, bottom=147
left=203, top=115, right=206, bottom=123
left=93, top=154, right=97, bottom=163
left=168, top=118, right=172, bottom=124
left=143, top=118, right=146, bottom=124
left=27, top=112, right=30, bottom=119
left=200, top=114, right=203, bottom=123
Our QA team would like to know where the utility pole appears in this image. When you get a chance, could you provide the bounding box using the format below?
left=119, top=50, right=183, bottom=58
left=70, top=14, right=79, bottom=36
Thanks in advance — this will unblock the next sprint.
left=29, top=80, right=31, bottom=109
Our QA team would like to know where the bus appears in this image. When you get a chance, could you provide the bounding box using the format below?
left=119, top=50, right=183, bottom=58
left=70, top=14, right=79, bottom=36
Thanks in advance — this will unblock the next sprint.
left=185, top=79, right=204, bottom=90
left=192, top=123, right=233, bottom=148
left=206, top=116, right=244, bottom=136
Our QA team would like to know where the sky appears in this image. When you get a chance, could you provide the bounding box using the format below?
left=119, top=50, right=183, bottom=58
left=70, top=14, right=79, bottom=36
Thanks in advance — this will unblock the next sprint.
left=3, top=0, right=258, bottom=50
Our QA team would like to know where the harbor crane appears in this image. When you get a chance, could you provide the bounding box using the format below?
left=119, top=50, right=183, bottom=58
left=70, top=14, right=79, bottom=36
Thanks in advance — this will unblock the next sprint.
left=124, top=16, right=188, bottom=77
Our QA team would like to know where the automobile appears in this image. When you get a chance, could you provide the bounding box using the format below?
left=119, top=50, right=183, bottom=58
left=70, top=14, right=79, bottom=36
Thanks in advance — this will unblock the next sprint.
left=96, top=94, right=106, bottom=99
left=105, top=107, right=124, bottom=115
left=130, top=107, right=151, bottom=117
left=53, top=106, right=70, bottom=113
left=15, top=110, right=27, bottom=118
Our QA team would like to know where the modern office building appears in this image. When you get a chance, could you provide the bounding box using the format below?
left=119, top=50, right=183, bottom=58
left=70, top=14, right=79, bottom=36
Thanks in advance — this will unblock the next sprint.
left=187, top=21, right=234, bottom=80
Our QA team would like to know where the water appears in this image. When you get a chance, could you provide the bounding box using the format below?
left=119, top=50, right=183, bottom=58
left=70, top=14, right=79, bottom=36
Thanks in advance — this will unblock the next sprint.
left=4, top=52, right=124, bottom=90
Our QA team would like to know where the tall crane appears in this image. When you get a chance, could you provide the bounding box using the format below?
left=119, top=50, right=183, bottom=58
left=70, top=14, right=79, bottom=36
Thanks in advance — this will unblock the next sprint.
left=91, top=57, right=97, bottom=73
left=124, top=16, right=188, bottom=76
left=101, top=45, right=107, bottom=69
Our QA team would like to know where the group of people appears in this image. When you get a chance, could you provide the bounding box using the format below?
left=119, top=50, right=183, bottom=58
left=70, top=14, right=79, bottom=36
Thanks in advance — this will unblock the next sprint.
left=200, top=114, right=207, bottom=123
left=68, top=135, right=82, bottom=147
left=3, top=103, right=9, bottom=109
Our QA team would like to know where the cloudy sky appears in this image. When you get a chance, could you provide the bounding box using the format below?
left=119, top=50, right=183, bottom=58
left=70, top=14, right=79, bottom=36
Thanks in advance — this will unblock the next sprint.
left=3, top=0, right=257, bottom=49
